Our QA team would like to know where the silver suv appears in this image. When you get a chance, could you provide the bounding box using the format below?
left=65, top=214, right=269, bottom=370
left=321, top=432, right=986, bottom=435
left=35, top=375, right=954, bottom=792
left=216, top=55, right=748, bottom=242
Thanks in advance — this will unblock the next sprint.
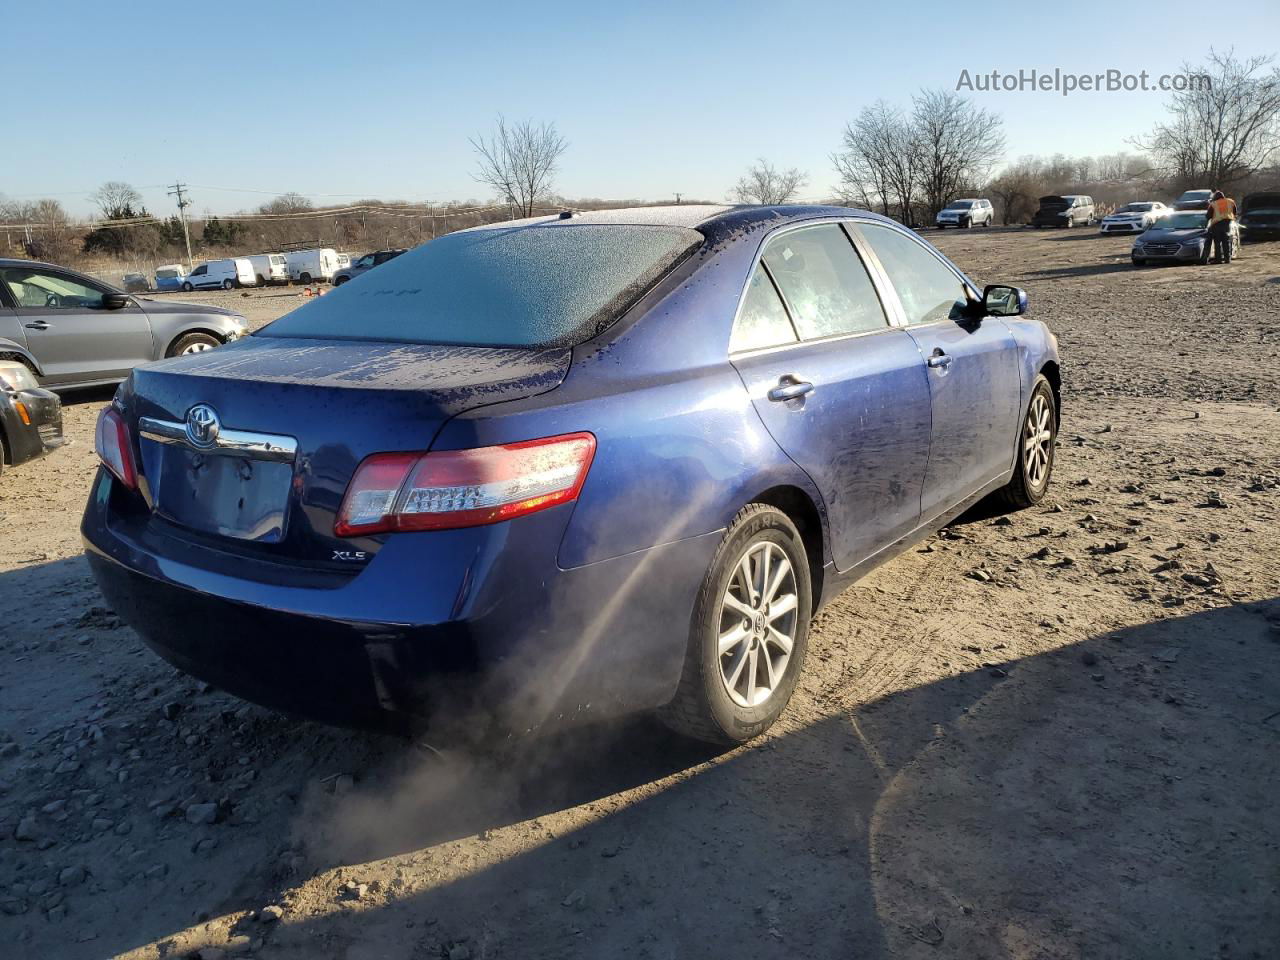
left=936, top=198, right=994, bottom=229
left=0, top=259, right=246, bottom=389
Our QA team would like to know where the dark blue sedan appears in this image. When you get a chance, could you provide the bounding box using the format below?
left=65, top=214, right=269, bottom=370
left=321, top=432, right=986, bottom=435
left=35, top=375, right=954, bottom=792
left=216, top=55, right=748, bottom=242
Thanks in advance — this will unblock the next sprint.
left=83, top=205, right=1060, bottom=744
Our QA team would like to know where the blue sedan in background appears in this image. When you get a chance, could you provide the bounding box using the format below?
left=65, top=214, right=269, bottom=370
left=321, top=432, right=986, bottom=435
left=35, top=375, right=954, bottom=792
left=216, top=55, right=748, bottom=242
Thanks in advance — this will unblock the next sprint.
left=83, top=205, right=1060, bottom=745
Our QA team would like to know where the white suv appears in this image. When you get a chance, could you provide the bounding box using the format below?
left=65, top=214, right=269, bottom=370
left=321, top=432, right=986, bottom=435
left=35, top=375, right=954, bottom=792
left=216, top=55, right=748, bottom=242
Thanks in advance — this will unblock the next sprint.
left=936, top=198, right=993, bottom=229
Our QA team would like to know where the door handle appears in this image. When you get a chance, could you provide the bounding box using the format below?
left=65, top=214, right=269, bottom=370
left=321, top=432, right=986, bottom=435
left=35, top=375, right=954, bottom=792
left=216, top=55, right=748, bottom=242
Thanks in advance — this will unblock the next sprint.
left=767, top=378, right=815, bottom=402
left=926, top=350, right=953, bottom=369
left=24, top=321, right=51, bottom=330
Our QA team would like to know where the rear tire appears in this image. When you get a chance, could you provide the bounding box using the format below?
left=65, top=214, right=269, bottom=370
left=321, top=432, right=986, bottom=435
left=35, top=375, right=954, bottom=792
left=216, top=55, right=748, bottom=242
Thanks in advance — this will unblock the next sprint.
left=994, top=375, right=1057, bottom=511
left=256, top=274, right=266, bottom=287
left=658, top=504, right=811, bottom=745
left=300, top=272, right=313, bottom=284
left=221, top=279, right=234, bottom=290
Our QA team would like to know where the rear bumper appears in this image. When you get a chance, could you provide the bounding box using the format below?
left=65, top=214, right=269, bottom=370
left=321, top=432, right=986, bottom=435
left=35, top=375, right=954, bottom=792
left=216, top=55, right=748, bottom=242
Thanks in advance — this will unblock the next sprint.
left=82, top=470, right=720, bottom=734
left=2, top=387, right=64, bottom=468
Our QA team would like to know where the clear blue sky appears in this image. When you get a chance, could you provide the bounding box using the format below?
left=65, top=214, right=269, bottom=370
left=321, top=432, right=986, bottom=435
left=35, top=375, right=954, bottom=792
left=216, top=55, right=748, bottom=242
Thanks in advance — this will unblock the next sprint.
left=6, top=0, right=1278, bottom=218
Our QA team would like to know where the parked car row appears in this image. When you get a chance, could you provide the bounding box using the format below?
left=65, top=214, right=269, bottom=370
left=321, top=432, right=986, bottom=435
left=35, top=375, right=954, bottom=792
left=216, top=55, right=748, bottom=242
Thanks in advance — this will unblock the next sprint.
left=929, top=187, right=1278, bottom=241
left=123, top=247, right=406, bottom=294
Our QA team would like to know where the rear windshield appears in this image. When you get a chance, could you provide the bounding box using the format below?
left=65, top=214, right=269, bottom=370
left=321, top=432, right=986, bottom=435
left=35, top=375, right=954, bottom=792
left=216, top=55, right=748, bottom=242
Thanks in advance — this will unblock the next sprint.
left=259, top=223, right=702, bottom=348
left=156, top=269, right=181, bottom=279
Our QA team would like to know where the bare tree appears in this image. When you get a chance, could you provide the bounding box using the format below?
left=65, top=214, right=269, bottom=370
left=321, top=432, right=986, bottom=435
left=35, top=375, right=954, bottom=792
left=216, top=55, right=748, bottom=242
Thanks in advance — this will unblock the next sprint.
left=731, top=159, right=808, bottom=205
left=1134, top=49, right=1280, bottom=188
left=471, top=117, right=568, bottom=217
left=90, top=181, right=145, bottom=220
left=258, top=193, right=314, bottom=215
left=911, top=90, right=1005, bottom=219
left=833, top=101, right=921, bottom=223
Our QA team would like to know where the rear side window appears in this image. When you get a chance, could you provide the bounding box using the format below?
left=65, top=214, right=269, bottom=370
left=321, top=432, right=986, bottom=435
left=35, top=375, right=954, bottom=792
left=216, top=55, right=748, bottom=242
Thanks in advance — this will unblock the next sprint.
left=858, top=224, right=969, bottom=326
left=730, top=266, right=796, bottom=353
left=260, top=224, right=702, bottom=348
left=761, top=224, right=887, bottom=340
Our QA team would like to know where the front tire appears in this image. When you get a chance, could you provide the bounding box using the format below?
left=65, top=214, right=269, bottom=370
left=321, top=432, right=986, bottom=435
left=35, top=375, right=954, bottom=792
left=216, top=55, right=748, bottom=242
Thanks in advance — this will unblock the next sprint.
left=181, top=281, right=193, bottom=292
left=659, top=504, right=811, bottom=745
left=1132, top=257, right=1146, bottom=266
left=168, top=332, right=222, bottom=357
left=994, top=375, right=1057, bottom=510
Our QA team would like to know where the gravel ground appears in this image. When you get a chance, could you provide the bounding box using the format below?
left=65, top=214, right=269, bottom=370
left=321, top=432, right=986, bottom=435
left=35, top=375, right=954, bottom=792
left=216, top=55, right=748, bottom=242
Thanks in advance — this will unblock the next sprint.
left=1, top=229, right=1278, bottom=960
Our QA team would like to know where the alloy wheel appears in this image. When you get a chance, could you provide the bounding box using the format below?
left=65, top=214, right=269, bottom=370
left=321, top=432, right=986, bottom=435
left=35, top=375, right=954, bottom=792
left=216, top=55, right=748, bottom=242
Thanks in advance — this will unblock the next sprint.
left=1023, top=392, right=1053, bottom=488
left=718, top=541, right=799, bottom=708
left=181, top=341, right=214, bottom=355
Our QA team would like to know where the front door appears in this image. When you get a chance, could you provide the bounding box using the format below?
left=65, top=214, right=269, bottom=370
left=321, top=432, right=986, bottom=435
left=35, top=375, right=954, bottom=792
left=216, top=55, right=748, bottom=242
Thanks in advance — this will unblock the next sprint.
left=0, top=265, right=154, bottom=387
left=729, top=223, right=932, bottom=571
left=853, top=222, right=1021, bottom=520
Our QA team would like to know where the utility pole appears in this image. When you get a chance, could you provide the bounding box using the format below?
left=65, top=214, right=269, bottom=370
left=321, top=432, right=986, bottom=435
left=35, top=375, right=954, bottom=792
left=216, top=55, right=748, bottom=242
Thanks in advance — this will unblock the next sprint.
left=674, top=192, right=683, bottom=205
left=167, top=182, right=194, bottom=270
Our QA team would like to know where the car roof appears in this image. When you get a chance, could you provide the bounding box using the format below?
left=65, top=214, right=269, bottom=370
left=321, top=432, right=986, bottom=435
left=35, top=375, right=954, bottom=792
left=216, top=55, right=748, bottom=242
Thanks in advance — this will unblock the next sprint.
left=463, top=203, right=896, bottom=236
left=0, top=257, right=79, bottom=271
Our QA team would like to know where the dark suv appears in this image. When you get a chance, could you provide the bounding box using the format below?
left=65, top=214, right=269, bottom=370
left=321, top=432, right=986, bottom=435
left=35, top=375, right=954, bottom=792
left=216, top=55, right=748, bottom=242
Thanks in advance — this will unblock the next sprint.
left=1031, top=195, right=1095, bottom=228
left=332, top=249, right=407, bottom=285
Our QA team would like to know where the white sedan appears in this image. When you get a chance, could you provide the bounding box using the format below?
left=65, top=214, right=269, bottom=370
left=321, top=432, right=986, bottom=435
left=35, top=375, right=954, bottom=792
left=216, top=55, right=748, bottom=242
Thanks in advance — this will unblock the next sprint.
left=1100, top=202, right=1169, bottom=234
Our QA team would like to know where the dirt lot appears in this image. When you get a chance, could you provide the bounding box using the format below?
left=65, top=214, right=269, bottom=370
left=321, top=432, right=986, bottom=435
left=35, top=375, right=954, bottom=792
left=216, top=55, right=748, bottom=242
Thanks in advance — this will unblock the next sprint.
left=2, top=229, right=1278, bottom=960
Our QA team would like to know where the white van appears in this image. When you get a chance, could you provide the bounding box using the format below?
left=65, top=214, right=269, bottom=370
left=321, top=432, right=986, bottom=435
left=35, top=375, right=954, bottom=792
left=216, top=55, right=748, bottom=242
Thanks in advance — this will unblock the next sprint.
left=181, top=258, right=256, bottom=291
left=245, top=253, right=289, bottom=286
left=285, top=248, right=340, bottom=284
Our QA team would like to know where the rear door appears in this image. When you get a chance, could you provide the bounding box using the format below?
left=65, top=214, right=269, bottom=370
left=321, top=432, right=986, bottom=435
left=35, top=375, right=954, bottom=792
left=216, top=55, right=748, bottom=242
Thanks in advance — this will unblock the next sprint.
left=730, top=222, right=932, bottom=571
left=853, top=221, right=1020, bottom=520
left=0, top=264, right=154, bottom=386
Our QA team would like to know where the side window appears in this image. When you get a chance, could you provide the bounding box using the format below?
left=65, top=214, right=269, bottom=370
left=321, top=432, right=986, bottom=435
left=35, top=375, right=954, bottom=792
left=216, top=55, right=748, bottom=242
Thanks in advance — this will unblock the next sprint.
left=0, top=268, right=106, bottom=310
left=192, top=265, right=207, bottom=276
left=857, top=224, right=970, bottom=326
left=761, top=224, right=887, bottom=340
left=730, top=265, right=796, bottom=353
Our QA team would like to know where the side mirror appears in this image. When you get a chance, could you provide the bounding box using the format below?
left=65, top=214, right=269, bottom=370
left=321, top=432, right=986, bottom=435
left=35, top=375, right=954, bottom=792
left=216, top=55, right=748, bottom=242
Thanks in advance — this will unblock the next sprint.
left=103, top=292, right=131, bottom=310
left=982, top=284, right=1027, bottom=317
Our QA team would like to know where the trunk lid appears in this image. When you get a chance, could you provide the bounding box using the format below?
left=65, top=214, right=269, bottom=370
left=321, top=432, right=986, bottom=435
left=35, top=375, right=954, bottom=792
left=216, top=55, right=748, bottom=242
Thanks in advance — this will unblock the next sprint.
left=121, top=336, right=571, bottom=571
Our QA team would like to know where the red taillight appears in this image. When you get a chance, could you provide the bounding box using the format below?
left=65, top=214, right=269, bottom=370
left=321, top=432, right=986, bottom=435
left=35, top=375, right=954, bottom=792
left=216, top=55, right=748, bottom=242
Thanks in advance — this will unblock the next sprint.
left=95, top=407, right=138, bottom=489
left=335, top=433, right=596, bottom=536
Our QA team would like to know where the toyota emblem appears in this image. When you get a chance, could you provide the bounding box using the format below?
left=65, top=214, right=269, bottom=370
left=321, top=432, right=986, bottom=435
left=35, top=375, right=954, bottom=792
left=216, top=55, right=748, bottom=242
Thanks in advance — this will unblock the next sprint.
left=185, top=404, right=221, bottom=448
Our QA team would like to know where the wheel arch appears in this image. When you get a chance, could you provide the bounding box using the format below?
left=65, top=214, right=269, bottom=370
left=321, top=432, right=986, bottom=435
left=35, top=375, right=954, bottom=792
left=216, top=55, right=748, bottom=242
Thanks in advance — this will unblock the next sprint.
left=0, top=344, right=43, bottom=377
left=749, top=484, right=826, bottom=614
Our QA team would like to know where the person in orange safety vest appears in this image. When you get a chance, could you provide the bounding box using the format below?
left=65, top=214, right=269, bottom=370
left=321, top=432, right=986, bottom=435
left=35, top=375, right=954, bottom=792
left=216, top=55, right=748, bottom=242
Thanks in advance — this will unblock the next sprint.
left=1201, top=190, right=1238, bottom=264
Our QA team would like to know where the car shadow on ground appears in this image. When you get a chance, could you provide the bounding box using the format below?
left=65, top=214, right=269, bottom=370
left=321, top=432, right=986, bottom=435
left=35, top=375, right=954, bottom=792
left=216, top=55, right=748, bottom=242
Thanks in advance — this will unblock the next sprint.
left=51, top=384, right=116, bottom=408
left=1021, top=260, right=1143, bottom=280
left=48, top=592, right=1269, bottom=960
